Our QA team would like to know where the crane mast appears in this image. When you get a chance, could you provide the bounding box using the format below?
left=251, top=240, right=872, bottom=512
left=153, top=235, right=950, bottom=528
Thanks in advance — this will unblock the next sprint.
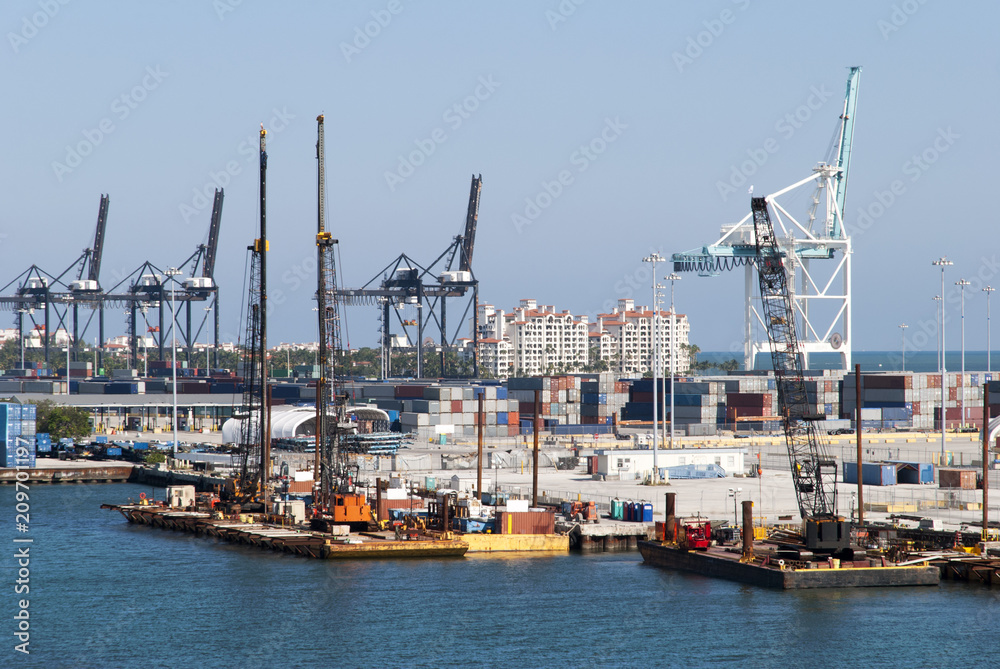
left=315, top=115, right=346, bottom=501
left=234, top=125, right=269, bottom=504
left=752, top=196, right=848, bottom=552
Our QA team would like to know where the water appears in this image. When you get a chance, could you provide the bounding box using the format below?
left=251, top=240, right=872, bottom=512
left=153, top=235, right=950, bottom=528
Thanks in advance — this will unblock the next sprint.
left=703, top=350, right=1000, bottom=374
left=4, top=484, right=1000, bottom=668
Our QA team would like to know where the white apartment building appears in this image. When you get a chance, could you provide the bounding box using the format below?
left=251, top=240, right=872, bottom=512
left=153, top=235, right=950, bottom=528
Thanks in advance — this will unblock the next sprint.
left=476, top=337, right=513, bottom=378
left=475, top=299, right=589, bottom=377
left=591, top=299, right=690, bottom=376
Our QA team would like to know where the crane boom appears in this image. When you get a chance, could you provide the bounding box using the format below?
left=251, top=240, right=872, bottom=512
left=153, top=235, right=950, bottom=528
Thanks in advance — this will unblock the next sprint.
left=752, top=196, right=848, bottom=551
left=459, top=174, right=482, bottom=272
left=832, top=66, right=862, bottom=239
left=202, top=189, right=224, bottom=279
left=88, top=194, right=109, bottom=283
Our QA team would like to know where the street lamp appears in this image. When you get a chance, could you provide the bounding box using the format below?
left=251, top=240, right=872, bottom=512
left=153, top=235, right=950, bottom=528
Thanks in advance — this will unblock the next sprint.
left=728, top=487, right=743, bottom=526
left=165, top=268, right=181, bottom=456
left=667, top=272, right=682, bottom=449
left=643, top=252, right=664, bottom=482
left=985, top=286, right=995, bottom=375
left=932, top=257, right=952, bottom=458
left=898, top=323, right=908, bottom=372
left=956, top=278, right=971, bottom=426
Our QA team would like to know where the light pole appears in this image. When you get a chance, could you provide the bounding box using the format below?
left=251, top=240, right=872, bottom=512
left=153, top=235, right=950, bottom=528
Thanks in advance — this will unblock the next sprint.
left=985, top=286, right=995, bottom=375
left=166, top=268, right=181, bottom=456
left=667, top=272, right=681, bottom=449
left=957, top=279, right=970, bottom=426
left=898, top=323, right=908, bottom=372
left=728, top=487, right=742, bottom=526
left=643, top=252, right=664, bottom=482
left=932, top=257, right=952, bottom=458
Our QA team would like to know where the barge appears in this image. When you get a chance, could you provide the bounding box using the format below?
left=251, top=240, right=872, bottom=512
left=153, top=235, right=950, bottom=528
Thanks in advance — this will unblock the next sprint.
left=638, top=539, right=939, bottom=589
left=103, top=503, right=468, bottom=560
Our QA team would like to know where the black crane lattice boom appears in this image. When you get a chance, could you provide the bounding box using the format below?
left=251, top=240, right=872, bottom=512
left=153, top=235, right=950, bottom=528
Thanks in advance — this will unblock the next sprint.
left=752, top=197, right=839, bottom=521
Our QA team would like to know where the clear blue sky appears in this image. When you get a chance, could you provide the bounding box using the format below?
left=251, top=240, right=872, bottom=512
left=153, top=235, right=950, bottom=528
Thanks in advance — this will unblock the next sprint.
left=2, top=1, right=997, bottom=355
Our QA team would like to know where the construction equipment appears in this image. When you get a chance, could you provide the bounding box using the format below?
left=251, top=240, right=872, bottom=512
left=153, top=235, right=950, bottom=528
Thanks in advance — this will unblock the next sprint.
left=678, top=520, right=711, bottom=551
left=752, top=196, right=849, bottom=552
left=232, top=126, right=269, bottom=505
left=310, top=114, right=373, bottom=528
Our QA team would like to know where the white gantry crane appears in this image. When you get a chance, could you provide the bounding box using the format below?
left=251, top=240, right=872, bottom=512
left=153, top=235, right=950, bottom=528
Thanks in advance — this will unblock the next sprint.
left=672, top=66, right=862, bottom=370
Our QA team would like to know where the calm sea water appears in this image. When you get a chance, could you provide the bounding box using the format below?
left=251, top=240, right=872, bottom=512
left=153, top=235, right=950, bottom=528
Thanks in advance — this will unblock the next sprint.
left=704, top=350, right=1000, bottom=374
left=3, top=483, right=999, bottom=668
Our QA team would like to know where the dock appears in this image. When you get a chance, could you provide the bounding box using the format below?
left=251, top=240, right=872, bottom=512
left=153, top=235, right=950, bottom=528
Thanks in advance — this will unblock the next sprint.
left=638, top=540, right=940, bottom=589
left=559, top=519, right=652, bottom=553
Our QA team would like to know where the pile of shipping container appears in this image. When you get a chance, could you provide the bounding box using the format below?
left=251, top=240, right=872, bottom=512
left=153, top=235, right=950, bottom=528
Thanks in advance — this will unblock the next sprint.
left=580, top=373, right=629, bottom=426
left=509, top=375, right=579, bottom=429
left=841, top=372, right=990, bottom=430
left=357, top=383, right=515, bottom=438
left=0, top=403, right=37, bottom=468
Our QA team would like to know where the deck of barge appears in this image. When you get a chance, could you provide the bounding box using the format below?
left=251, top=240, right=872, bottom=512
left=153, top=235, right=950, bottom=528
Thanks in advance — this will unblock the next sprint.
left=638, top=540, right=940, bottom=589
left=103, top=503, right=468, bottom=559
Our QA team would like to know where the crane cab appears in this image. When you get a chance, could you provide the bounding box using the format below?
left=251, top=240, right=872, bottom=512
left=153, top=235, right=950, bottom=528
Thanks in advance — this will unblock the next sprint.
left=804, top=516, right=850, bottom=552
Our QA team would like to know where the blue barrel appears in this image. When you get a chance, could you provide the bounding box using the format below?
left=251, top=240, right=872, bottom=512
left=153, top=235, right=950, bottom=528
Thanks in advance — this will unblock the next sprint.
left=642, top=502, right=653, bottom=522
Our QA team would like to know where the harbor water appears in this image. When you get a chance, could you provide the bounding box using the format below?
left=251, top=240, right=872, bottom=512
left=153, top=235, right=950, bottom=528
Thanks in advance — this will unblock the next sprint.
left=4, top=483, right=1000, bottom=668
left=715, top=349, right=1000, bottom=374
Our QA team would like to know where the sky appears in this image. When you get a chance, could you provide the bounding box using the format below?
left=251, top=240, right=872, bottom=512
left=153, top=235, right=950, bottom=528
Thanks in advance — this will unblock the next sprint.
left=2, top=1, right=998, bottom=359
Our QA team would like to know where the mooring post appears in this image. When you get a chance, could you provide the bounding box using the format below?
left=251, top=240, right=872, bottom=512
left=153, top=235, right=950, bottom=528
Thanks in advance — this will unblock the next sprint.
left=664, top=492, right=676, bottom=543
left=742, top=499, right=754, bottom=561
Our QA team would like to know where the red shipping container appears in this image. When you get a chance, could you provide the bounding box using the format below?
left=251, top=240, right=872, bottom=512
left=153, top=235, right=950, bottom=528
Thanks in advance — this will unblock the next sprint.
left=394, top=385, right=427, bottom=398
left=508, top=411, right=520, bottom=423
left=451, top=400, right=463, bottom=413
left=496, top=510, right=555, bottom=535
left=508, top=424, right=520, bottom=437
left=376, top=497, right=424, bottom=521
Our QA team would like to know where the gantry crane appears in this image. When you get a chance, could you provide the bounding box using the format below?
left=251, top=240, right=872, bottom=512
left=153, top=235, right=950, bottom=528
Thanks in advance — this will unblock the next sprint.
left=674, top=67, right=862, bottom=370
left=752, top=196, right=848, bottom=552
left=337, top=175, right=482, bottom=379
